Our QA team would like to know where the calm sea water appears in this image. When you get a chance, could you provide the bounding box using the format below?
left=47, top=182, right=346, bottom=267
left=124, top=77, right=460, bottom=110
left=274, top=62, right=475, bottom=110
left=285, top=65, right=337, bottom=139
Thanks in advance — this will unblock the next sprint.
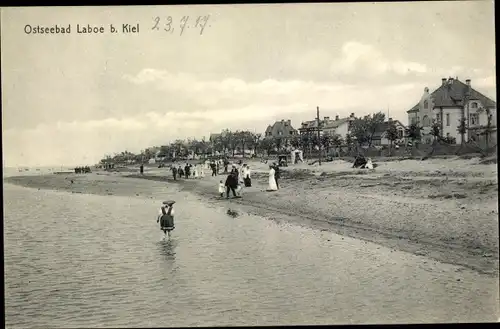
left=3, top=182, right=499, bottom=327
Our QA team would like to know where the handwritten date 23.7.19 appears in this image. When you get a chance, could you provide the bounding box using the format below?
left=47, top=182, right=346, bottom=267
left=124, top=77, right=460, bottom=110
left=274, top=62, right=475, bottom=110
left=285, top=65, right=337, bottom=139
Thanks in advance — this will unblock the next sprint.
left=152, top=15, right=211, bottom=35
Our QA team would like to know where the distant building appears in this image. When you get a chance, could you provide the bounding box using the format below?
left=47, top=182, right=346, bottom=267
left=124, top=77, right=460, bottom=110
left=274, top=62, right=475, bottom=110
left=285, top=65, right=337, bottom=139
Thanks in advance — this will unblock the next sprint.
left=300, top=113, right=356, bottom=139
left=371, top=118, right=406, bottom=146
left=264, top=119, right=297, bottom=139
left=407, top=77, right=496, bottom=144
left=322, top=114, right=356, bottom=139
left=263, top=119, right=298, bottom=152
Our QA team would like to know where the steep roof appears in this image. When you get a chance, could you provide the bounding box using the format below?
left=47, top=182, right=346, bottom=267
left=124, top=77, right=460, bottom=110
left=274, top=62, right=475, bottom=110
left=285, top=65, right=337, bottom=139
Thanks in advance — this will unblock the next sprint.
left=266, top=120, right=297, bottom=137
left=407, top=78, right=496, bottom=113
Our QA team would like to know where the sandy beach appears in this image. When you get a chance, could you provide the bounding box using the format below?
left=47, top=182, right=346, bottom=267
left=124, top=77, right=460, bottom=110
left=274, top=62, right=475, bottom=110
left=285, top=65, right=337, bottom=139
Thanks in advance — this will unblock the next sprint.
left=5, top=156, right=498, bottom=276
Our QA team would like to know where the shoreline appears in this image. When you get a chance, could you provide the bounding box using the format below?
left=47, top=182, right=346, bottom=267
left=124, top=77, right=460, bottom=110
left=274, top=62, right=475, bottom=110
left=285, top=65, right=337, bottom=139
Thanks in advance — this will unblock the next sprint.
left=4, top=157, right=498, bottom=276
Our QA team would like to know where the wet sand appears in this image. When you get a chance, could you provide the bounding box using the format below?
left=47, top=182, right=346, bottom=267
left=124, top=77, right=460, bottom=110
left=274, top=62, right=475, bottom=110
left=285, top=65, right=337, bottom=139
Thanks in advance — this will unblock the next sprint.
left=4, top=157, right=498, bottom=276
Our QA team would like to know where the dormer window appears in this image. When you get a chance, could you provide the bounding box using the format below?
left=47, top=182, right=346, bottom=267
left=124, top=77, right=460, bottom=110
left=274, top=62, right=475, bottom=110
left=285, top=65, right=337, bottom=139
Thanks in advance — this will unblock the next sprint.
left=471, top=102, right=478, bottom=109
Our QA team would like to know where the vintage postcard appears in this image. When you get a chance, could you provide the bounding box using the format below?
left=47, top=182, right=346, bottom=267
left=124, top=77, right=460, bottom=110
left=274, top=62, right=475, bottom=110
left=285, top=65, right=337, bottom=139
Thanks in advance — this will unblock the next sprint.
left=2, top=2, right=498, bottom=327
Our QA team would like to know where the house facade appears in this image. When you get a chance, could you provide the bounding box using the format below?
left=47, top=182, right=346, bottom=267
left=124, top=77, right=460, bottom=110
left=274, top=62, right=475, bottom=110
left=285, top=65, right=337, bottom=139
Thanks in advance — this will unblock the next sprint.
left=299, top=113, right=355, bottom=139
left=407, top=77, right=497, bottom=144
left=322, top=114, right=356, bottom=139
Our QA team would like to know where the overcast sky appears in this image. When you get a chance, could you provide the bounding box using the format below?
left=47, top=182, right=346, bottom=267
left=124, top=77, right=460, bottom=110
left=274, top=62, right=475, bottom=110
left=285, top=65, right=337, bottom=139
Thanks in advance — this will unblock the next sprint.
left=2, top=2, right=496, bottom=167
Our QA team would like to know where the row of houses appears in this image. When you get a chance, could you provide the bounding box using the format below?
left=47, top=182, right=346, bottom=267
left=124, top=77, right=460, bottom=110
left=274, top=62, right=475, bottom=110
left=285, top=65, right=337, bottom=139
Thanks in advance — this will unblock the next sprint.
left=262, top=114, right=406, bottom=147
left=208, top=76, right=497, bottom=150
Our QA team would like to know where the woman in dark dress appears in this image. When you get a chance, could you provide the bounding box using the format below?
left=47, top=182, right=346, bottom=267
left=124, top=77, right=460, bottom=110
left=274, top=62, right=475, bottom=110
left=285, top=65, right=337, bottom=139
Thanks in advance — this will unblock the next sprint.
left=157, top=201, right=175, bottom=238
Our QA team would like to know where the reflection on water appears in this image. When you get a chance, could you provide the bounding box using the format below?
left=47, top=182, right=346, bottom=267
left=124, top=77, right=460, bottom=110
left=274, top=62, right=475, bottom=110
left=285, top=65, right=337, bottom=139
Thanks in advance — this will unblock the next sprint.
left=3, top=183, right=499, bottom=327
left=157, top=238, right=178, bottom=260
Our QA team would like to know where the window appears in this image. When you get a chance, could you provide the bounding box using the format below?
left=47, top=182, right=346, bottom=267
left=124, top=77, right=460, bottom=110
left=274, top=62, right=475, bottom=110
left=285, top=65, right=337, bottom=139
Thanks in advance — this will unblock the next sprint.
left=471, top=102, right=478, bottom=109
left=397, top=129, right=403, bottom=139
left=422, top=115, right=431, bottom=127
left=436, top=113, right=441, bottom=123
left=411, top=117, right=417, bottom=125
left=446, top=113, right=450, bottom=126
left=470, top=113, right=479, bottom=125
left=423, top=100, right=428, bottom=109
left=278, top=131, right=283, bottom=136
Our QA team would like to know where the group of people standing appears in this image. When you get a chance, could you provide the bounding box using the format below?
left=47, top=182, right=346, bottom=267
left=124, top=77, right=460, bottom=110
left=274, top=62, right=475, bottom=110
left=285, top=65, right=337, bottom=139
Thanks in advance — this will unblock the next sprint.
left=171, top=163, right=206, bottom=180
left=220, top=163, right=252, bottom=198
left=74, top=166, right=91, bottom=174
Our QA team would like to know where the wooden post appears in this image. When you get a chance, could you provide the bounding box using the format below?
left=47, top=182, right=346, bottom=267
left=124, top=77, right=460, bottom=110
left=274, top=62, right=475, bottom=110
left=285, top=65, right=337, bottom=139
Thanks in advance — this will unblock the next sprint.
left=316, top=106, right=322, bottom=166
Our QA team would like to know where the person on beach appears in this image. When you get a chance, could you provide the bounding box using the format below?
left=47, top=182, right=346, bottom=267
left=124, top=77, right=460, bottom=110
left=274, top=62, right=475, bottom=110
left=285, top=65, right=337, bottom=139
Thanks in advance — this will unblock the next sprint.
left=273, top=163, right=281, bottom=190
left=225, top=172, right=239, bottom=198
left=140, top=164, right=144, bottom=175
left=224, top=159, right=229, bottom=173
left=244, top=165, right=252, bottom=187
left=267, top=165, right=278, bottom=191
left=194, top=165, right=199, bottom=178
left=178, top=166, right=184, bottom=179
left=238, top=165, right=245, bottom=185
left=157, top=202, right=175, bottom=238
left=218, top=180, right=225, bottom=197
left=211, top=161, right=217, bottom=176
left=184, top=164, right=191, bottom=179
left=216, top=161, right=220, bottom=174
left=172, top=166, right=178, bottom=180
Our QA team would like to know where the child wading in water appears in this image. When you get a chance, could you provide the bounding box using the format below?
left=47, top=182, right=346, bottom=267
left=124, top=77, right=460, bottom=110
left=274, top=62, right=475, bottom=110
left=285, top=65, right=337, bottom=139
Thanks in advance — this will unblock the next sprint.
left=218, top=180, right=225, bottom=197
left=157, top=201, right=175, bottom=238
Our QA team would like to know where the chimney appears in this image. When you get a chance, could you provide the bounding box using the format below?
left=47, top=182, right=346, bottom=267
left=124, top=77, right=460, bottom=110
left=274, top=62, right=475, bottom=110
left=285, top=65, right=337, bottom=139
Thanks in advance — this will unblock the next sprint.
left=287, top=119, right=291, bottom=125
left=442, top=78, right=447, bottom=85
left=323, top=116, right=330, bottom=121
left=389, top=117, right=393, bottom=122
left=350, top=113, right=355, bottom=118
left=335, top=115, right=339, bottom=120
left=466, top=79, right=471, bottom=86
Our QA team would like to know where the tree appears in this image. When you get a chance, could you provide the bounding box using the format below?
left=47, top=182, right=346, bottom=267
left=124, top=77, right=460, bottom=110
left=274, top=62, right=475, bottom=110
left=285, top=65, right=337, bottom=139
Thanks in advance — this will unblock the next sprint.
left=198, top=137, right=209, bottom=159
left=350, top=112, right=386, bottom=147
left=273, top=136, right=283, bottom=153
left=227, top=131, right=238, bottom=156
left=220, top=129, right=234, bottom=156
left=386, top=121, right=400, bottom=156
left=430, top=121, right=440, bottom=142
left=405, top=123, right=422, bottom=148
left=481, top=108, right=494, bottom=153
left=320, top=133, right=332, bottom=156
left=330, top=134, right=343, bottom=157
left=249, top=133, right=262, bottom=157
left=301, top=133, right=311, bottom=151
left=259, top=138, right=275, bottom=156
left=457, top=117, right=466, bottom=146
left=345, top=133, right=354, bottom=154
left=235, top=130, right=254, bottom=157
left=289, top=134, right=301, bottom=149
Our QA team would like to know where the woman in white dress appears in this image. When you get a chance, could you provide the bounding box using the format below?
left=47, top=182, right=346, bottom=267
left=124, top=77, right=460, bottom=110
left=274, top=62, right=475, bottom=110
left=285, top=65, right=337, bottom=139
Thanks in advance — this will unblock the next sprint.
left=199, top=164, right=205, bottom=178
left=267, top=165, right=278, bottom=191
